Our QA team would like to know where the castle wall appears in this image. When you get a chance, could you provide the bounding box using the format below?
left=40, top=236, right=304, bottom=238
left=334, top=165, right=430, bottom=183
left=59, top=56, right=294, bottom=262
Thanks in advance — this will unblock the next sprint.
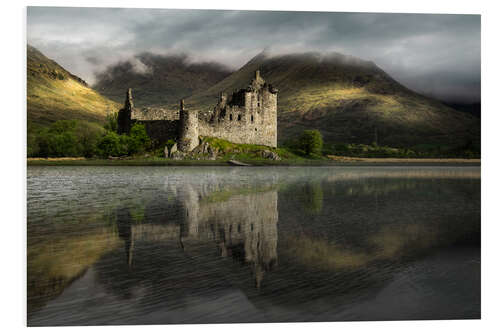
left=141, top=120, right=179, bottom=145
left=132, top=106, right=180, bottom=146
left=132, top=107, right=179, bottom=121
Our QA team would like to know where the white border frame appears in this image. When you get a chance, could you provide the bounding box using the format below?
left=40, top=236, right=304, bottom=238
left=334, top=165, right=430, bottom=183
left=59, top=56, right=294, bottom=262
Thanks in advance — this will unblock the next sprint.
left=3, top=1, right=498, bottom=332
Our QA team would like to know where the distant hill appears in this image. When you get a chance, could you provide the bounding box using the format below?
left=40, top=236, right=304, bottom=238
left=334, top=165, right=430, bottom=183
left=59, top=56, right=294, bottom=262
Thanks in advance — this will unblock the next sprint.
left=27, top=45, right=120, bottom=127
left=93, top=53, right=232, bottom=107
left=188, top=51, right=480, bottom=149
left=444, top=102, right=481, bottom=118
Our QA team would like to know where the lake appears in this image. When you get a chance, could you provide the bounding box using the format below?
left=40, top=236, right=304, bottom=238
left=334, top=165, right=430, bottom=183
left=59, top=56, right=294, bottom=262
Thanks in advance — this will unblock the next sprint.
left=27, top=166, right=481, bottom=325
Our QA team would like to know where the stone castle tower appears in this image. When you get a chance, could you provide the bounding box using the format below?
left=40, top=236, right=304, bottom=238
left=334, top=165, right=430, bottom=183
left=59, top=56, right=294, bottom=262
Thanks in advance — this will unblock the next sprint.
left=117, top=70, right=278, bottom=152
left=204, top=70, right=278, bottom=148
left=117, top=88, right=134, bottom=135
left=178, top=99, right=199, bottom=152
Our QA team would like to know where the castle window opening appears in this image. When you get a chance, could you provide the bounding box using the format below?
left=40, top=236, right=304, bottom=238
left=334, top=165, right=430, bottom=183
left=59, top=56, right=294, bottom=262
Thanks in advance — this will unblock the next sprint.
left=237, top=114, right=241, bottom=121
left=230, top=114, right=233, bottom=121
left=251, top=115, right=254, bottom=122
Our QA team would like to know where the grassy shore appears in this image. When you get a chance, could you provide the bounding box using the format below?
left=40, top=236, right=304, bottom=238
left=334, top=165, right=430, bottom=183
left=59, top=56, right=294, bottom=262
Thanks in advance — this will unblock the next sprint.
left=27, top=156, right=481, bottom=167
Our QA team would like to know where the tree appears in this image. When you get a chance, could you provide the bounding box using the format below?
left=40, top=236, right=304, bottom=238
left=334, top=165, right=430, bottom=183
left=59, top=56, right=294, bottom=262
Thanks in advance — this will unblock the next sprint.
left=30, top=120, right=104, bottom=158
left=95, top=123, right=151, bottom=157
left=35, top=121, right=80, bottom=157
left=127, top=123, right=151, bottom=155
left=74, top=121, right=105, bottom=157
left=96, top=131, right=127, bottom=157
left=104, top=112, right=119, bottom=133
left=298, top=129, right=323, bottom=156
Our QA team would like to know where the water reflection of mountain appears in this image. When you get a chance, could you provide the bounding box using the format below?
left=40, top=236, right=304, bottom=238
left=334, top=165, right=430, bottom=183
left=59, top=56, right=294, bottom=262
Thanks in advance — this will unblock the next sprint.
left=27, top=166, right=481, bottom=325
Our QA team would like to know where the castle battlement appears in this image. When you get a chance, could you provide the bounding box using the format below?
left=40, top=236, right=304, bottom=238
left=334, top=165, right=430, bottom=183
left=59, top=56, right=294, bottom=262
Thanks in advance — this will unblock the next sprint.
left=117, top=70, right=278, bottom=151
left=131, top=107, right=179, bottom=121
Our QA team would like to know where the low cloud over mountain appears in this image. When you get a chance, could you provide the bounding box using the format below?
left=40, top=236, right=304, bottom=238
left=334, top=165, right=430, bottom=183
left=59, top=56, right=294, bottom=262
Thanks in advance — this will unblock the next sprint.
left=27, top=8, right=480, bottom=103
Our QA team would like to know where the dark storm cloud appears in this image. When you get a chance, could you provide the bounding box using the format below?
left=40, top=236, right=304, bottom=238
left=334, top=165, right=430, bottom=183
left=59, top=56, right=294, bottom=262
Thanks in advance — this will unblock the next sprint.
left=27, top=7, right=480, bottom=103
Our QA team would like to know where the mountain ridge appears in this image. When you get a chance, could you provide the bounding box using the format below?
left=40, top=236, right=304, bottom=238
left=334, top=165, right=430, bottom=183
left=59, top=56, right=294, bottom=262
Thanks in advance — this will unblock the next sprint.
left=93, top=53, right=233, bottom=107
left=47, top=47, right=480, bottom=151
left=186, top=51, right=480, bottom=149
left=27, top=45, right=120, bottom=127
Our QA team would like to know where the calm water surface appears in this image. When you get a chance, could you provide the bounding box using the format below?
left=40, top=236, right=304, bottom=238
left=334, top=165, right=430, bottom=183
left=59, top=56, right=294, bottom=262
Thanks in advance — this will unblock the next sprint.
left=27, top=166, right=480, bottom=325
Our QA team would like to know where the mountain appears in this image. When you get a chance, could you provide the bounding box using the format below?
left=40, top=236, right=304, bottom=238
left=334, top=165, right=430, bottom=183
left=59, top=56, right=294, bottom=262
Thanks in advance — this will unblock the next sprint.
left=93, top=53, right=232, bottom=107
left=27, top=45, right=120, bottom=127
left=187, top=51, right=480, bottom=149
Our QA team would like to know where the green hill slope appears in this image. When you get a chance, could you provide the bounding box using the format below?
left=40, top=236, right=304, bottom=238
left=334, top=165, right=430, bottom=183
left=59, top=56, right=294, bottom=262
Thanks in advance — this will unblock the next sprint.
left=93, top=53, right=232, bottom=107
left=188, top=51, right=480, bottom=150
left=27, top=45, right=121, bottom=127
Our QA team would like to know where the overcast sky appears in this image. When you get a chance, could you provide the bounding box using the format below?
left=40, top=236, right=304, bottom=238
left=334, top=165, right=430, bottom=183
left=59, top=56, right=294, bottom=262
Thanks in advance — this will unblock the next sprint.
left=27, top=7, right=481, bottom=103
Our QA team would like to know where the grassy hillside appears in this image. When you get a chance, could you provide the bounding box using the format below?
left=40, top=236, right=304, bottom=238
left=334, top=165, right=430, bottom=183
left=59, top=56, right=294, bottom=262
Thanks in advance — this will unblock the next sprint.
left=27, top=45, right=121, bottom=127
left=187, top=51, right=480, bottom=150
left=93, top=53, right=232, bottom=107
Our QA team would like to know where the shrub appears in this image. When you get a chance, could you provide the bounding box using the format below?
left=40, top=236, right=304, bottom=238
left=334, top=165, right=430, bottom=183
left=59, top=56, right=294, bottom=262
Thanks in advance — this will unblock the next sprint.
left=27, top=119, right=154, bottom=158
left=104, top=112, right=119, bottom=133
left=74, top=121, right=105, bottom=157
left=95, top=124, right=150, bottom=157
left=37, top=129, right=79, bottom=157
left=127, top=123, right=151, bottom=155
left=28, top=120, right=105, bottom=158
left=96, top=131, right=128, bottom=157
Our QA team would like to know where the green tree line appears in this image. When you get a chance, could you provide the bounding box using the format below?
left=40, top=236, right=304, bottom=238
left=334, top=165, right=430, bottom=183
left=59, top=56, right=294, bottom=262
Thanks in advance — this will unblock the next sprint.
left=28, top=114, right=151, bottom=158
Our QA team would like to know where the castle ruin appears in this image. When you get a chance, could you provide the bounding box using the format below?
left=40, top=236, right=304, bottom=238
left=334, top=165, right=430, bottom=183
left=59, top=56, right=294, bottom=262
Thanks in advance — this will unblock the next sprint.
left=117, top=70, right=278, bottom=152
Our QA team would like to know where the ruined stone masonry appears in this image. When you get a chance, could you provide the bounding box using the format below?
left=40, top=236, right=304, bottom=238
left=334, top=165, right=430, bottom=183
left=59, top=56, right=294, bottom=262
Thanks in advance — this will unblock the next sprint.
left=117, top=70, right=278, bottom=152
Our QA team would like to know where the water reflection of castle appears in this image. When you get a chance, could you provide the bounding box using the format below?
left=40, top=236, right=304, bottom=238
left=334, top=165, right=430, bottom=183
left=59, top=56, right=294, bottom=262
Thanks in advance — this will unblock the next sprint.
left=117, top=183, right=278, bottom=288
